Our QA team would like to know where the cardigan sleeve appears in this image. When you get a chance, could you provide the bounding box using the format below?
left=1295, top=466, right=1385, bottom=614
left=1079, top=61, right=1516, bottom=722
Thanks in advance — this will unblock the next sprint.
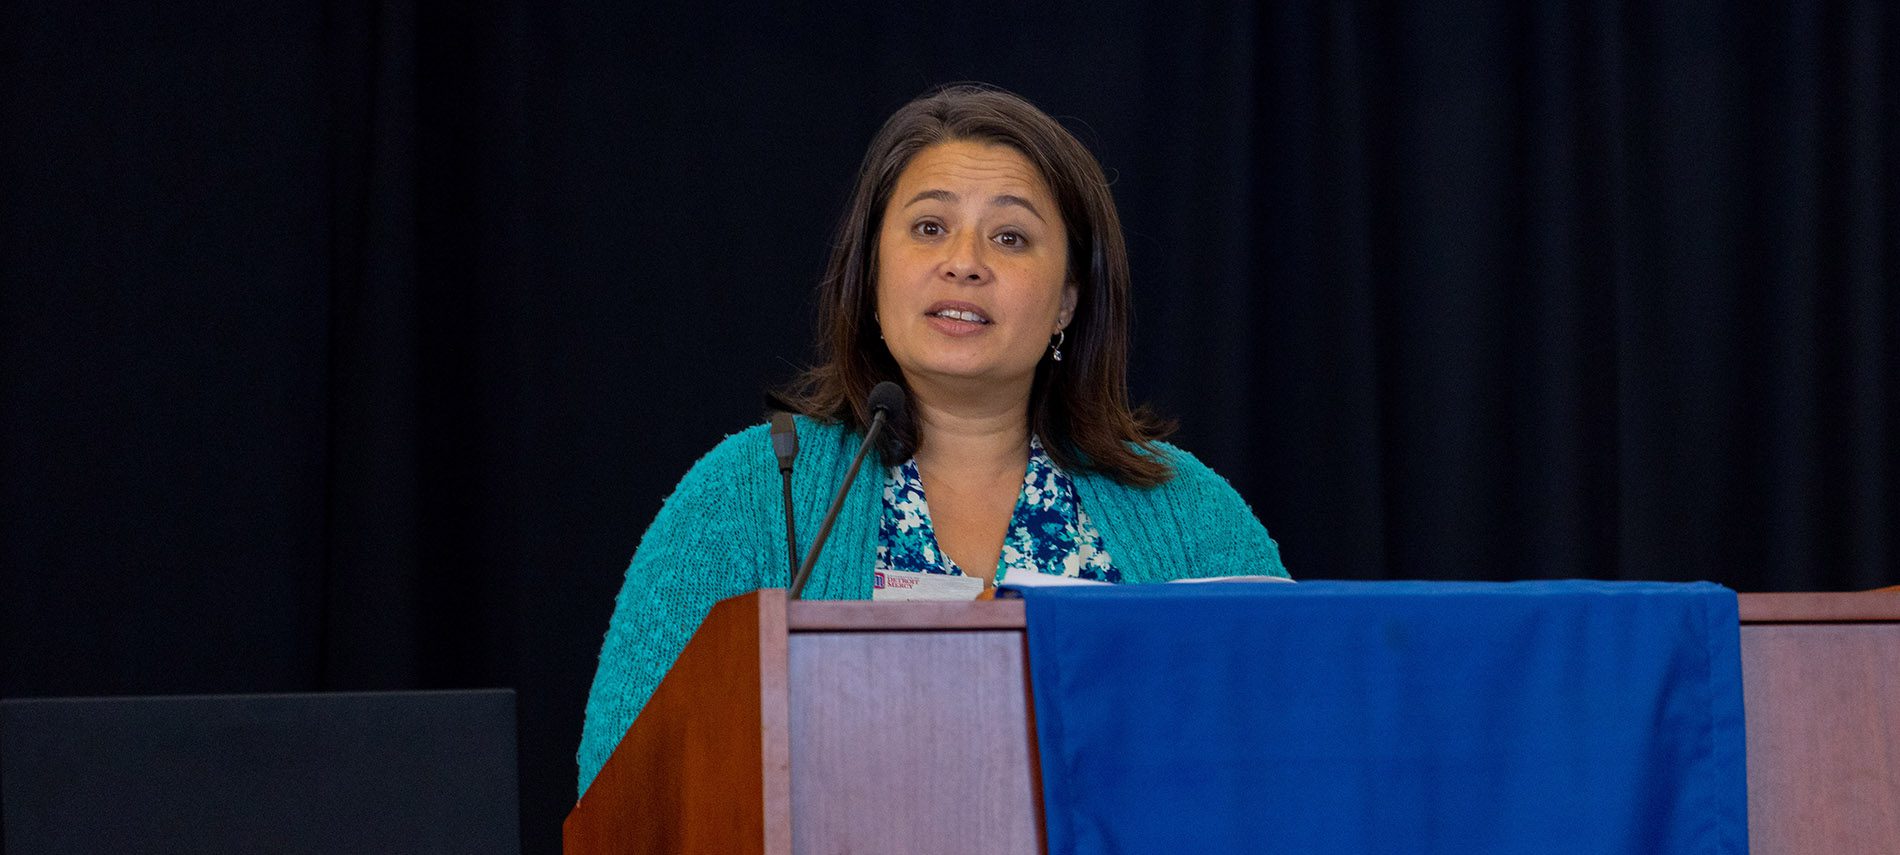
left=1158, top=445, right=1291, bottom=580
left=575, top=426, right=773, bottom=797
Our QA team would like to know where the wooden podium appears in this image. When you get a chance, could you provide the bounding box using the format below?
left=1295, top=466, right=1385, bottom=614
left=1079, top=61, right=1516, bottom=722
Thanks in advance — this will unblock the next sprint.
left=565, top=589, right=1900, bottom=854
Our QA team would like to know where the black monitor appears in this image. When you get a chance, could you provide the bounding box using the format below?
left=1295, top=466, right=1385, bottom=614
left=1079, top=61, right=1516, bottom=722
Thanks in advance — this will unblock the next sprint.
left=2, top=689, right=519, bottom=854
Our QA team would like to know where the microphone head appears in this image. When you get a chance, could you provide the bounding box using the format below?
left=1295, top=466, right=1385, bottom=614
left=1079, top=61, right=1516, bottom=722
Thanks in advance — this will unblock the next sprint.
left=769, top=410, right=798, bottom=467
left=868, top=381, right=906, bottom=423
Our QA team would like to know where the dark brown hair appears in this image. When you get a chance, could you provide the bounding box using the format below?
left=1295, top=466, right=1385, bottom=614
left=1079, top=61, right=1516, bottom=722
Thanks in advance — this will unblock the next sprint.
left=773, top=83, right=1176, bottom=486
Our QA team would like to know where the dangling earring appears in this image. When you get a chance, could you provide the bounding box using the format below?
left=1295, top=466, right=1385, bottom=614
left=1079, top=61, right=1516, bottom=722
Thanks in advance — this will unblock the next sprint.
left=1050, top=329, right=1065, bottom=362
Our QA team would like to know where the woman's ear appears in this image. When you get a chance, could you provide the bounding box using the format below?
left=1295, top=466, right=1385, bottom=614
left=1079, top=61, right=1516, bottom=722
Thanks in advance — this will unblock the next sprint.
left=1059, top=280, right=1079, bottom=329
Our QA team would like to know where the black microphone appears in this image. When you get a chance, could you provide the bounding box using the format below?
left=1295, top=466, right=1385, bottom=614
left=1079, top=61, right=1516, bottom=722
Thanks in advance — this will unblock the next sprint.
left=769, top=411, right=800, bottom=585
left=788, top=381, right=906, bottom=599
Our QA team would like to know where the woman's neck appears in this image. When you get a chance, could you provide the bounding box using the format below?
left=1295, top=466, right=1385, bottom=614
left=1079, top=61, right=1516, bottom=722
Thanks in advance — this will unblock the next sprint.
left=907, top=380, right=1032, bottom=481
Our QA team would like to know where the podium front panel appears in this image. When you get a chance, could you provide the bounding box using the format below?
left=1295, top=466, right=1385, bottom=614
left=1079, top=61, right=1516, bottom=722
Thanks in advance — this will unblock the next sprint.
left=788, top=629, right=1041, bottom=854
left=1741, top=620, right=1900, bottom=853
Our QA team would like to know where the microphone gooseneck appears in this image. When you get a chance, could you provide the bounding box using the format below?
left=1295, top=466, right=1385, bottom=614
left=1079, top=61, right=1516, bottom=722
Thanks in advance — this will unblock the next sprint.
left=788, top=382, right=906, bottom=600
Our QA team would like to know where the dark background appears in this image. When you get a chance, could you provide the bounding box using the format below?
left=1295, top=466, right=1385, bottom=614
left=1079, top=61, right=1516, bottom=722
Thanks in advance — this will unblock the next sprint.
left=3, top=1, right=1894, bottom=851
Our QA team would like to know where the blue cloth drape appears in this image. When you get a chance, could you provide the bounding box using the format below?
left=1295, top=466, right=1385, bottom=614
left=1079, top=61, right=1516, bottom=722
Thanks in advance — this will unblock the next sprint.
left=1024, top=580, right=1747, bottom=854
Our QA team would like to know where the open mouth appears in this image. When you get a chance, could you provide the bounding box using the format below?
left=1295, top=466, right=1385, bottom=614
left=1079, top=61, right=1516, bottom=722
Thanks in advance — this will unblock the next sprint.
left=925, top=302, right=991, bottom=325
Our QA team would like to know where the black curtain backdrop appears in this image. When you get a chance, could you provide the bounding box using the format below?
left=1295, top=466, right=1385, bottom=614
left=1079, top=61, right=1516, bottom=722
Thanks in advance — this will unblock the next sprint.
left=3, top=2, right=1895, bottom=851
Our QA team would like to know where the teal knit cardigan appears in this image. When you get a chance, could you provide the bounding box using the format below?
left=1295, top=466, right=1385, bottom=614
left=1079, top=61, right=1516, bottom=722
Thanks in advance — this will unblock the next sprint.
left=577, top=417, right=1288, bottom=795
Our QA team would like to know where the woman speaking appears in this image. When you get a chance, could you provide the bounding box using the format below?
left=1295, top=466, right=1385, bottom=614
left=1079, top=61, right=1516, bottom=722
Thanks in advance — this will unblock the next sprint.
left=578, top=84, right=1288, bottom=794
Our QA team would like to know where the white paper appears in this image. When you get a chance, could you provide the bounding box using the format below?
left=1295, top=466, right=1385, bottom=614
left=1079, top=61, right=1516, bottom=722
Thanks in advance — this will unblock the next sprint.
left=996, top=570, right=1111, bottom=590
left=1168, top=575, right=1296, bottom=584
left=998, top=571, right=1297, bottom=593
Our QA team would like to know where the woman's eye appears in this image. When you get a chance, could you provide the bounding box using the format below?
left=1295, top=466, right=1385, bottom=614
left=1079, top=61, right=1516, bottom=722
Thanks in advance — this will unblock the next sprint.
left=913, top=221, right=944, bottom=237
left=994, top=231, right=1026, bottom=248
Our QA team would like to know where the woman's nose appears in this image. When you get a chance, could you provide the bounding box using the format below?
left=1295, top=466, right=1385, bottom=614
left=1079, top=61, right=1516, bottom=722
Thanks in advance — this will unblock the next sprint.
left=940, top=231, right=989, bottom=283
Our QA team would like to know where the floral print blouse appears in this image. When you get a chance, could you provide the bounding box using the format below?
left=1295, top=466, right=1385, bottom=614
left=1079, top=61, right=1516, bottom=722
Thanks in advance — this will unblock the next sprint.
left=875, top=436, right=1120, bottom=585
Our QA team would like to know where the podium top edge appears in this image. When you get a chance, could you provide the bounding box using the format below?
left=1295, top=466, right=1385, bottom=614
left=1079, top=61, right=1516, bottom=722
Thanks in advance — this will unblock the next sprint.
left=1736, top=591, right=1900, bottom=624
left=787, top=599, right=1027, bottom=631
left=769, top=589, right=1900, bottom=628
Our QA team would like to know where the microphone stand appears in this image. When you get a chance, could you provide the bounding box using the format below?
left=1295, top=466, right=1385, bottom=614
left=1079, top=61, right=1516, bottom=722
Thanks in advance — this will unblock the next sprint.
left=788, top=408, right=890, bottom=600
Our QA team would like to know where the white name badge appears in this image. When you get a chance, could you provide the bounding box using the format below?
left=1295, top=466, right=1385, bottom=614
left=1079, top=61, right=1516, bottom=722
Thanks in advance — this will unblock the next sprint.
left=872, top=568, right=986, bottom=602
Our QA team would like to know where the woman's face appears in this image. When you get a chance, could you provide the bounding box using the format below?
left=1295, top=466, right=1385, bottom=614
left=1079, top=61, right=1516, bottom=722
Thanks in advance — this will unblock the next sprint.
left=874, top=140, right=1076, bottom=394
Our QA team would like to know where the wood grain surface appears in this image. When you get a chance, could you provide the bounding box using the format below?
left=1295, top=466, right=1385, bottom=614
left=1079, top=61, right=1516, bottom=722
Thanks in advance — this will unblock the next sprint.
left=789, top=599, right=1026, bottom=631
left=1742, top=621, right=1900, bottom=855
left=564, top=591, right=792, bottom=855
left=786, top=629, right=1043, bottom=855
left=1737, top=590, right=1900, bottom=623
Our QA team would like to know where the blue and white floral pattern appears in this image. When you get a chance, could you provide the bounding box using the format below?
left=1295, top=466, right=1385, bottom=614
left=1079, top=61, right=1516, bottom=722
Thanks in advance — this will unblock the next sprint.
left=875, top=436, right=1120, bottom=584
